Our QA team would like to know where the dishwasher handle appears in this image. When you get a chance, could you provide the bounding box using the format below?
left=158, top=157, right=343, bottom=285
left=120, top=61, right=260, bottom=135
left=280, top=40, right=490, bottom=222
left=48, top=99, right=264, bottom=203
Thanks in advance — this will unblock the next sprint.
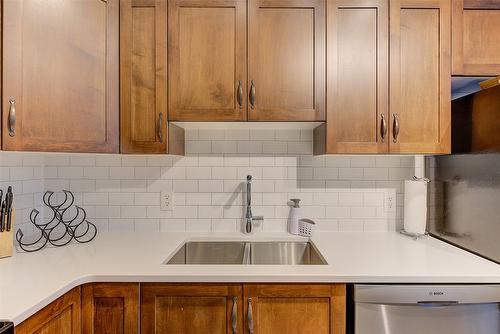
left=417, top=301, right=459, bottom=307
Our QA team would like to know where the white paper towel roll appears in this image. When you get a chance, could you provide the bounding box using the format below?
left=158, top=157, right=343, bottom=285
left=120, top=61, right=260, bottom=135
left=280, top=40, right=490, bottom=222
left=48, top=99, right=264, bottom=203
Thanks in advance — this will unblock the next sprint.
left=403, top=179, right=428, bottom=235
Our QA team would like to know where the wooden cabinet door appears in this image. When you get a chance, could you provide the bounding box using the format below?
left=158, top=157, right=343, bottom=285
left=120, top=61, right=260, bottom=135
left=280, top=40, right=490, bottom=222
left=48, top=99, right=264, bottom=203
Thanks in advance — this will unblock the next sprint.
left=82, top=283, right=139, bottom=334
left=452, top=0, right=500, bottom=75
left=120, top=0, right=168, bottom=153
left=141, top=284, right=243, bottom=333
left=389, top=0, right=451, bottom=154
left=248, top=0, right=325, bottom=121
left=15, top=287, right=81, bottom=334
left=168, top=0, right=247, bottom=121
left=325, top=0, right=389, bottom=153
left=2, top=0, right=119, bottom=153
left=243, top=284, right=346, bottom=334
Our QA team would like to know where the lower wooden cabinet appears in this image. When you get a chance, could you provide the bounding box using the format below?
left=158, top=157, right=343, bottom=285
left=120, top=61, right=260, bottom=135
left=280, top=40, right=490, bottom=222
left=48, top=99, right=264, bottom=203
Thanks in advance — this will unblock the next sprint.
left=15, top=283, right=346, bottom=334
left=243, top=284, right=346, bottom=334
left=140, top=283, right=243, bottom=333
left=141, top=283, right=345, bottom=334
left=15, top=287, right=81, bottom=334
left=82, top=283, right=139, bottom=334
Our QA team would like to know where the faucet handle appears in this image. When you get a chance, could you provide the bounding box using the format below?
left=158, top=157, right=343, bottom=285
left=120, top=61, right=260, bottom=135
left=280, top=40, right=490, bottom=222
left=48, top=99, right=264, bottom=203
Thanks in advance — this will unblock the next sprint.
left=247, top=175, right=252, bottom=182
left=252, top=216, right=264, bottom=221
left=288, top=199, right=301, bottom=208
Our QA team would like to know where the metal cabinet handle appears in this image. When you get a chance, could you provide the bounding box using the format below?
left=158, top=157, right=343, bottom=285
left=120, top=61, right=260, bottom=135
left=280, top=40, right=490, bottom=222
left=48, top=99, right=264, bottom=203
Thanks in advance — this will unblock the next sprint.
left=392, top=113, right=400, bottom=143
left=232, top=296, right=238, bottom=333
left=237, top=81, right=243, bottom=109
left=380, top=114, right=387, bottom=143
left=247, top=298, right=254, bottom=334
left=157, top=112, right=164, bottom=142
left=8, top=99, right=16, bottom=137
left=249, top=80, right=256, bottom=109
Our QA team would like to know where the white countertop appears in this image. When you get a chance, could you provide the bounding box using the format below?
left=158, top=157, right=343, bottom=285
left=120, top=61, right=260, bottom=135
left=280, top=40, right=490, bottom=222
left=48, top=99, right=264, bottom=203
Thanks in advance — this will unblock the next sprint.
left=2, top=231, right=500, bottom=325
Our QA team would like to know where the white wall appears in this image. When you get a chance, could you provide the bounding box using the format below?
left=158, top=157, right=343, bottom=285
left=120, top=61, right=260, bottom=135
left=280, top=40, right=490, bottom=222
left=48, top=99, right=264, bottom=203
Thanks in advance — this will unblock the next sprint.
left=2, top=128, right=415, bottom=235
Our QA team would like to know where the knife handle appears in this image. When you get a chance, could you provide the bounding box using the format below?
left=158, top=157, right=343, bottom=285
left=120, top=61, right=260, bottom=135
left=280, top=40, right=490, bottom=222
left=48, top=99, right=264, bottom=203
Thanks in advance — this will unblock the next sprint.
left=6, top=209, right=12, bottom=232
left=0, top=205, right=4, bottom=233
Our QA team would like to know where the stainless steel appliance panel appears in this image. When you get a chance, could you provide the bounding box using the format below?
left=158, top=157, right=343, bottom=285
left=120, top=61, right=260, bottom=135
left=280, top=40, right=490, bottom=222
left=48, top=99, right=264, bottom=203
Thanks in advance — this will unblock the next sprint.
left=427, top=154, right=500, bottom=263
left=354, top=285, right=500, bottom=334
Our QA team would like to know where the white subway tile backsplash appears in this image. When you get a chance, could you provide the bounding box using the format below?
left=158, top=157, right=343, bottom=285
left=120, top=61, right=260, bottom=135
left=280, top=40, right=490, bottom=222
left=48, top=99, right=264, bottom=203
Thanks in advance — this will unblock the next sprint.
left=287, top=142, right=312, bottom=154
left=0, top=167, right=10, bottom=182
left=212, top=141, right=237, bottom=153
left=186, top=141, right=212, bottom=154
left=109, top=167, right=135, bottom=179
left=199, top=180, right=224, bottom=193
left=338, top=168, right=363, bottom=180
left=122, top=156, right=147, bottom=167
left=1, top=130, right=414, bottom=234
left=70, top=155, right=96, bottom=166
left=276, top=129, right=301, bottom=141
left=121, top=205, right=147, bottom=218
left=250, top=129, right=275, bottom=141
left=96, top=180, right=121, bottom=193
left=109, top=193, right=134, bottom=205
left=173, top=180, right=198, bottom=193
left=147, top=155, right=173, bottom=167
left=186, top=193, right=212, bottom=205
left=186, top=218, right=211, bottom=232
left=186, top=167, right=211, bottom=179
left=160, top=218, right=186, bottom=232
left=58, top=167, right=83, bottom=179
left=225, top=129, right=249, bottom=141
left=121, top=180, right=148, bottom=192
left=70, top=179, right=96, bottom=193
left=84, top=167, right=109, bottom=179
left=135, top=167, right=161, bottom=180
left=135, top=193, right=160, bottom=205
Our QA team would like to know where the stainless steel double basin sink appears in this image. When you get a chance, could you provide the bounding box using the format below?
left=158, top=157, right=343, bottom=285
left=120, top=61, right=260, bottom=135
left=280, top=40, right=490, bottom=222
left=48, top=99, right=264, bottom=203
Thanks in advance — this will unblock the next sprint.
left=165, top=241, right=327, bottom=265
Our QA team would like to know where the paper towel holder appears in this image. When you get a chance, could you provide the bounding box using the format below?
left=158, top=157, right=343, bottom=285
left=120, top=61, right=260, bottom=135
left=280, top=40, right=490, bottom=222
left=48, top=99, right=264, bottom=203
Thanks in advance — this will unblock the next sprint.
left=400, top=176, right=430, bottom=240
left=412, top=175, right=430, bottom=183
left=400, top=229, right=428, bottom=240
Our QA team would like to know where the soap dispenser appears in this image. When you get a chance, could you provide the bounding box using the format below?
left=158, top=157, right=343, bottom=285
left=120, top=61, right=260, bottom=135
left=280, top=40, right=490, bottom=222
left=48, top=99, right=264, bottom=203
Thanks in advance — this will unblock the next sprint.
left=287, top=199, right=302, bottom=235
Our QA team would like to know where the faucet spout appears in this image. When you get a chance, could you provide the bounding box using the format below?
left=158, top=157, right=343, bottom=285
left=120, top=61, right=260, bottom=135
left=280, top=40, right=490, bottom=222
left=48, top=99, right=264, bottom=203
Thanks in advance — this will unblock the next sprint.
left=244, top=175, right=263, bottom=233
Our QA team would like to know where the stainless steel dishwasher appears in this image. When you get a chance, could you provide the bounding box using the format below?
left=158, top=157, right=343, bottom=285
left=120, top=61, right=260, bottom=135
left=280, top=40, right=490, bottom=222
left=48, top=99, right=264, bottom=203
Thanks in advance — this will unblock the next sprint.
left=353, top=285, right=500, bottom=334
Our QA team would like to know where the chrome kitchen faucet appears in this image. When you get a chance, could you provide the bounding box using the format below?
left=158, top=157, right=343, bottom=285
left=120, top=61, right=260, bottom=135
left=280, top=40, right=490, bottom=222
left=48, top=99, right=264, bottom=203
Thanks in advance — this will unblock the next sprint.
left=245, top=175, right=263, bottom=233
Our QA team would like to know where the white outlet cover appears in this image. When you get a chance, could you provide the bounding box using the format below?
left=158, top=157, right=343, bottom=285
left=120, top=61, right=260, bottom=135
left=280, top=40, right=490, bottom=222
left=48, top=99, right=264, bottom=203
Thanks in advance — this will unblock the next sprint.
left=384, top=190, right=396, bottom=212
left=161, top=191, right=174, bottom=211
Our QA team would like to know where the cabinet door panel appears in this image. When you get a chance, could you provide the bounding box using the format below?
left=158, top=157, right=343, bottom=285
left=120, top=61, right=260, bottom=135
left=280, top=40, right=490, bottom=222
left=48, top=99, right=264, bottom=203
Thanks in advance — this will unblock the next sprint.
left=243, top=284, right=346, bottom=334
left=141, top=284, right=243, bottom=333
left=120, top=0, right=167, bottom=153
left=248, top=0, right=325, bottom=121
left=168, top=0, right=247, bottom=121
left=2, top=0, right=119, bottom=153
left=390, top=0, right=451, bottom=154
left=326, top=0, right=388, bottom=153
left=15, top=287, right=81, bottom=334
left=452, top=0, right=500, bottom=75
left=82, top=283, right=139, bottom=334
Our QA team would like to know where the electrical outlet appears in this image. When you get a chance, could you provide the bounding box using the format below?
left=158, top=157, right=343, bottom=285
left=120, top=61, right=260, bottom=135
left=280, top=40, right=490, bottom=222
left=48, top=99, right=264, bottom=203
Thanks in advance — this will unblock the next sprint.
left=384, top=191, right=396, bottom=212
left=161, top=191, right=174, bottom=211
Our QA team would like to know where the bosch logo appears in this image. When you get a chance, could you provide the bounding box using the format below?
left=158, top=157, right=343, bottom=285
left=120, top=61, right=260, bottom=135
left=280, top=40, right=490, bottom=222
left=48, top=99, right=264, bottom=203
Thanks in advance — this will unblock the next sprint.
left=429, top=291, right=444, bottom=296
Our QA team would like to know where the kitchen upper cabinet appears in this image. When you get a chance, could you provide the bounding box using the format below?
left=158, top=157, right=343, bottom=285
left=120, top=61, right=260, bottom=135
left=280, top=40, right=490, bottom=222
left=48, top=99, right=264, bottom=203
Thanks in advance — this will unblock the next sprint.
left=2, top=0, right=119, bottom=153
left=15, top=287, right=81, bottom=334
left=452, top=0, right=500, bottom=75
left=168, top=0, right=247, bottom=121
left=141, top=284, right=243, bottom=333
left=82, top=283, right=139, bottom=334
left=323, top=0, right=389, bottom=153
left=389, top=0, right=451, bottom=154
left=243, top=284, right=346, bottom=334
left=248, top=0, right=325, bottom=121
left=120, top=0, right=168, bottom=154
